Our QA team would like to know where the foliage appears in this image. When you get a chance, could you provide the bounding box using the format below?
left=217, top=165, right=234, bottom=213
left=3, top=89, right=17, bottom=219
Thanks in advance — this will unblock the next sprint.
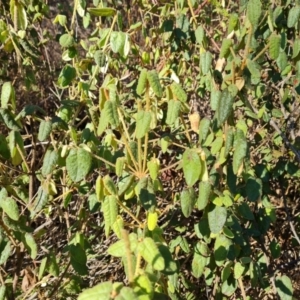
left=0, top=0, right=300, bottom=299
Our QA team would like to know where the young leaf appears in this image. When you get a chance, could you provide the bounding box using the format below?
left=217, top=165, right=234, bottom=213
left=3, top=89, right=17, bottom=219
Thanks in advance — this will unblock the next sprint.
left=147, top=158, right=160, bottom=180
left=66, top=148, right=92, bottom=182
left=147, top=70, right=162, bottom=97
left=38, top=120, right=52, bottom=142
left=247, top=0, right=262, bottom=27
left=269, top=34, right=281, bottom=60
left=166, top=100, right=181, bottom=125
left=180, top=187, right=196, bottom=218
left=170, top=82, right=187, bottom=102
left=208, top=205, right=227, bottom=234
left=103, top=175, right=117, bottom=195
left=233, top=139, right=247, bottom=175
left=198, top=181, right=211, bottom=210
left=182, top=149, right=201, bottom=186
left=147, top=211, right=158, bottom=231
left=136, top=69, right=148, bottom=96
left=136, top=110, right=151, bottom=138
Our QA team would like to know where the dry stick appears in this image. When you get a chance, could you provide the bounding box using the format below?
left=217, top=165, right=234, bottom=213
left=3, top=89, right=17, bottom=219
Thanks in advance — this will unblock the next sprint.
left=48, top=261, right=71, bottom=299
left=117, top=199, right=143, bottom=227
left=238, top=277, right=247, bottom=300
left=280, top=180, right=300, bottom=246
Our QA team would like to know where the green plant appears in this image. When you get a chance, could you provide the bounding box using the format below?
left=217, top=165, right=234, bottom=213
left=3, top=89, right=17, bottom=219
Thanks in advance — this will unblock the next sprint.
left=0, top=0, right=299, bottom=299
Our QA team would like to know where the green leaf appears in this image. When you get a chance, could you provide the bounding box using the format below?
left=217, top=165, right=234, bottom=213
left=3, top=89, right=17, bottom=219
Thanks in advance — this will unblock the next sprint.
left=220, top=39, right=232, bottom=58
left=136, top=110, right=151, bottom=138
left=0, top=240, right=11, bottom=265
left=107, top=233, right=138, bottom=257
left=199, top=118, right=211, bottom=143
left=233, top=139, right=247, bottom=175
left=214, top=234, right=232, bottom=267
left=217, top=87, right=235, bottom=126
left=170, top=82, right=187, bottom=102
left=210, top=88, right=221, bottom=111
left=10, top=1, right=27, bottom=30
left=87, top=7, right=116, bottom=17
left=0, top=108, right=21, bottom=130
left=30, top=186, right=51, bottom=218
left=133, top=274, right=153, bottom=299
left=138, top=237, right=165, bottom=271
left=9, top=130, right=25, bottom=166
left=0, top=197, right=19, bottom=221
left=293, top=38, right=300, bottom=58
left=41, top=150, right=58, bottom=177
left=222, top=261, right=233, bottom=282
left=0, top=134, right=10, bottom=160
left=147, top=71, right=163, bottom=97
left=147, top=158, right=160, bottom=180
left=247, top=59, right=261, bottom=84
left=211, top=136, right=223, bottom=155
left=238, top=202, right=254, bottom=220
left=103, top=175, right=118, bottom=195
left=246, top=177, right=262, bottom=202
left=1, top=82, right=15, bottom=109
left=157, top=244, right=178, bottom=275
left=69, top=244, right=88, bottom=275
left=66, top=148, right=92, bottom=182
left=59, top=33, right=75, bottom=48
left=94, top=50, right=106, bottom=67
left=197, top=181, right=211, bottom=210
left=182, top=149, right=201, bottom=186
left=166, top=100, right=181, bottom=125
left=287, top=6, right=300, bottom=28
left=38, top=120, right=52, bottom=142
left=78, top=281, right=113, bottom=300
left=0, top=284, right=6, bottom=300
left=58, top=64, right=76, bottom=87
left=208, top=206, right=227, bottom=234
left=136, top=69, right=148, bottom=96
left=104, top=99, right=119, bottom=128
left=200, top=52, right=212, bottom=75
left=234, top=262, right=245, bottom=279
left=269, top=34, right=281, bottom=60
left=192, top=252, right=207, bottom=278
left=247, top=0, right=262, bottom=27
left=102, top=195, right=118, bottom=237
left=221, top=275, right=237, bottom=296
left=275, top=275, right=293, bottom=300
left=180, top=187, right=196, bottom=218
left=270, top=240, right=281, bottom=259
left=195, top=26, right=205, bottom=44
left=110, top=31, right=126, bottom=54
left=24, top=233, right=37, bottom=259
left=224, top=127, right=234, bottom=158
left=228, top=14, right=238, bottom=33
